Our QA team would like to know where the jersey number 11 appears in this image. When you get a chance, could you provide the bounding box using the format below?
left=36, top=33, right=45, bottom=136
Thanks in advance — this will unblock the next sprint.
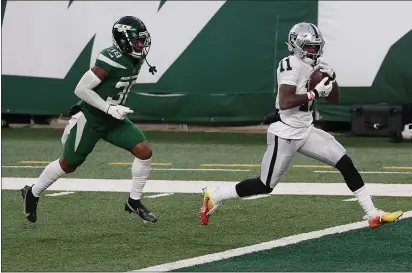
left=279, top=58, right=292, bottom=72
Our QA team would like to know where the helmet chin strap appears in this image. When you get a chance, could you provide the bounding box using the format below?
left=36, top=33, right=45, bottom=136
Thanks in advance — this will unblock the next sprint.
left=143, top=55, right=157, bottom=75
left=126, top=50, right=157, bottom=75
left=141, top=44, right=157, bottom=75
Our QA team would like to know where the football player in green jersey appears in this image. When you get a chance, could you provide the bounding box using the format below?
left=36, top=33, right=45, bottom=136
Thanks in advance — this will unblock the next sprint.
left=21, top=16, right=159, bottom=224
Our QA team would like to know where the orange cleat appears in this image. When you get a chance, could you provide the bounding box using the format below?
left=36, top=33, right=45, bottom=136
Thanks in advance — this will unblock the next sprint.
left=200, top=188, right=217, bottom=225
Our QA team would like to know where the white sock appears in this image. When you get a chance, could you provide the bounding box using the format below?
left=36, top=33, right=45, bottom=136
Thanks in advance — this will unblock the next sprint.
left=31, top=159, right=66, bottom=197
left=354, top=186, right=378, bottom=217
left=130, top=157, right=151, bottom=200
left=212, top=184, right=239, bottom=203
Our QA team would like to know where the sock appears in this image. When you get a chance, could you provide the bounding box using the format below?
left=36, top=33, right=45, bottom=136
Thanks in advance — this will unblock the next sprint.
left=353, top=186, right=378, bottom=217
left=212, top=184, right=239, bottom=203
left=31, top=159, right=66, bottom=197
left=130, top=157, right=151, bottom=200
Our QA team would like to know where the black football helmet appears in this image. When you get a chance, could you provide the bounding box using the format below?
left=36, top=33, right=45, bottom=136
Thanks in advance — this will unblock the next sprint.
left=112, top=16, right=157, bottom=74
left=112, top=16, right=151, bottom=58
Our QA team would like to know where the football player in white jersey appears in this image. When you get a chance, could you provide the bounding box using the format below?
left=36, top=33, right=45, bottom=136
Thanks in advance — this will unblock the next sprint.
left=200, top=22, right=403, bottom=228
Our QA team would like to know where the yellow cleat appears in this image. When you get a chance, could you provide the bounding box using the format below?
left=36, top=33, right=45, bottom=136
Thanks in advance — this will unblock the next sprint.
left=367, top=210, right=403, bottom=229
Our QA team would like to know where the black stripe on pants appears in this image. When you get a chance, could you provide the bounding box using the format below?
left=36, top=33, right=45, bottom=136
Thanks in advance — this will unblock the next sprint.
left=265, top=135, right=278, bottom=188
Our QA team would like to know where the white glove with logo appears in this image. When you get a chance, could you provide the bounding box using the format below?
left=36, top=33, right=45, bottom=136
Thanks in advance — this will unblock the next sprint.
left=317, top=57, right=336, bottom=81
left=107, top=105, right=134, bottom=120
left=308, top=77, right=333, bottom=100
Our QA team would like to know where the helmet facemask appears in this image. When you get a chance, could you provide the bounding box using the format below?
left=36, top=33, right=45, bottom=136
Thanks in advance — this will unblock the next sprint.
left=128, top=31, right=151, bottom=59
left=301, top=41, right=324, bottom=65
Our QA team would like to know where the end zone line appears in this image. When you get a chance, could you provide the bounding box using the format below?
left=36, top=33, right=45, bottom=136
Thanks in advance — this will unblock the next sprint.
left=132, top=210, right=412, bottom=272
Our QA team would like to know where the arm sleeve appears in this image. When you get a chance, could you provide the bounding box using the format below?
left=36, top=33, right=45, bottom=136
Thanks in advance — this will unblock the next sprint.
left=74, top=70, right=110, bottom=113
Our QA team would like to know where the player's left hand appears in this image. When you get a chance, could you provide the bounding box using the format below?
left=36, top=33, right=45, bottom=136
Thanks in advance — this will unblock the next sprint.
left=316, top=58, right=336, bottom=81
left=107, top=105, right=134, bottom=120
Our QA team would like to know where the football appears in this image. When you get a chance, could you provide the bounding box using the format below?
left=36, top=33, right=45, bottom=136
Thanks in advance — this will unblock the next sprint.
left=308, top=68, right=340, bottom=104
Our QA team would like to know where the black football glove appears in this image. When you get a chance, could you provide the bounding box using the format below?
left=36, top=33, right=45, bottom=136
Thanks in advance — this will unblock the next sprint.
left=262, top=112, right=281, bottom=125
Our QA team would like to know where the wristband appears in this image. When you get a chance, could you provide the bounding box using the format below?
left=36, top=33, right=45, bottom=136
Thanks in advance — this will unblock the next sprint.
left=307, top=90, right=317, bottom=100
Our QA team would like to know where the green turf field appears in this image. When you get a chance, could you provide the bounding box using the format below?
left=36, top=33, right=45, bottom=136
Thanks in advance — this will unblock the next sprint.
left=180, top=217, right=412, bottom=272
left=2, top=191, right=412, bottom=272
left=1, top=128, right=412, bottom=272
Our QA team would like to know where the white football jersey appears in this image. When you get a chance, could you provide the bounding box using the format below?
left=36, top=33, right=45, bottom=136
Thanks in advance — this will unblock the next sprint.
left=268, top=55, right=315, bottom=139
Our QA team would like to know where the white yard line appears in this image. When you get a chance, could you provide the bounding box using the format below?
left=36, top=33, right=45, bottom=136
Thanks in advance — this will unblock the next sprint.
left=132, top=210, right=412, bottom=272
left=342, top=198, right=358, bottom=202
left=45, top=192, right=75, bottom=197
left=5, top=165, right=411, bottom=174
left=2, top=178, right=412, bottom=197
left=146, top=193, right=174, bottom=199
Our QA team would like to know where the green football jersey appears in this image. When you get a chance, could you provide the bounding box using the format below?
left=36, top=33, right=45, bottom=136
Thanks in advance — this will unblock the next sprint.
left=80, top=46, right=143, bottom=121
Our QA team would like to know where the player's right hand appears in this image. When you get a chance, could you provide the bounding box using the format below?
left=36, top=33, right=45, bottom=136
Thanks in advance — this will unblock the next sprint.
left=313, top=77, right=333, bottom=98
left=316, top=57, right=336, bottom=81
left=107, top=105, right=134, bottom=120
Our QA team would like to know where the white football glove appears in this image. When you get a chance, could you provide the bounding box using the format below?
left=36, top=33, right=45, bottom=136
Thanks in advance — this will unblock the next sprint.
left=312, top=77, right=333, bottom=98
left=107, top=105, right=134, bottom=120
left=316, top=58, right=336, bottom=81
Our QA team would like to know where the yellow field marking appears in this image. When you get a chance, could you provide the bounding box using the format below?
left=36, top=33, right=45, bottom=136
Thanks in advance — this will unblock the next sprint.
left=108, top=162, right=172, bottom=166
left=19, top=161, right=172, bottom=166
left=293, top=165, right=333, bottom=169
left=201, top=164, right=260, bottom=167
left=19, top=161, right=50, bottom=164
left=383, top=166, right=412, bottom=170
